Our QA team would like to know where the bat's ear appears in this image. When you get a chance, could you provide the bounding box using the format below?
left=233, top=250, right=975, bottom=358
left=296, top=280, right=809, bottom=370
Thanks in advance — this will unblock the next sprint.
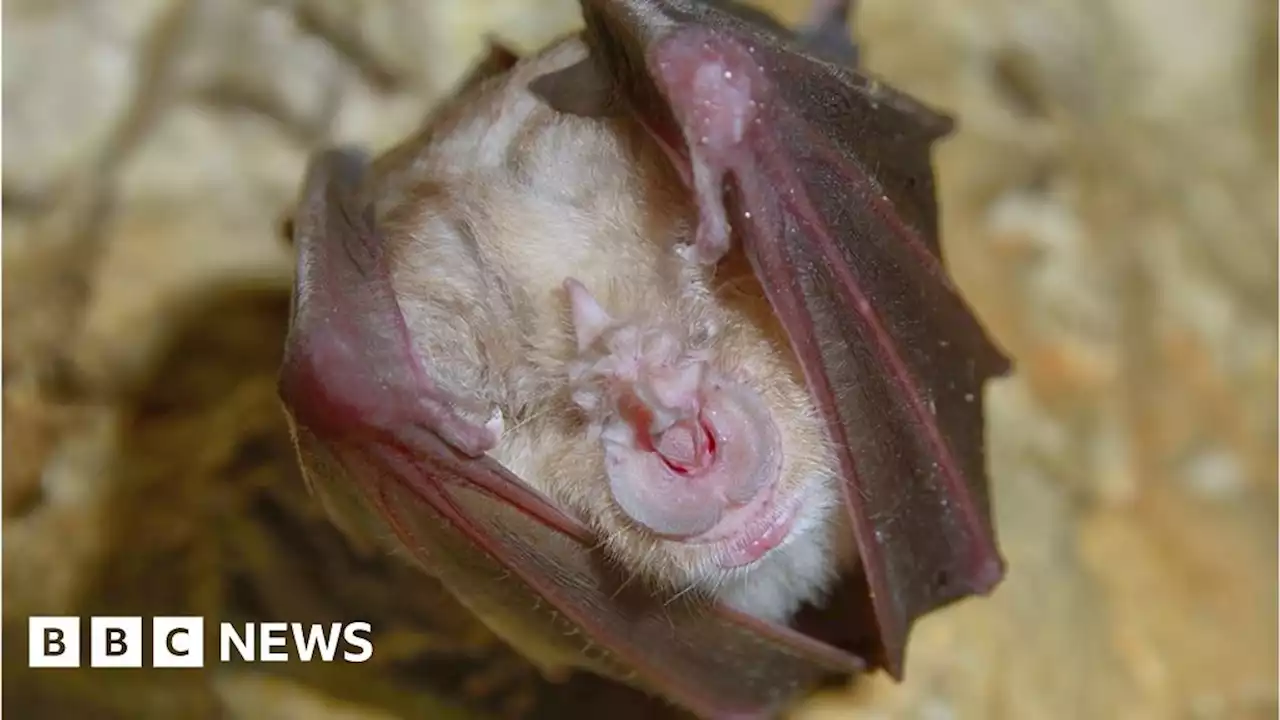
left=564, top=278, right=613, bottom=351
left=529, top=54, right=622, bottom=118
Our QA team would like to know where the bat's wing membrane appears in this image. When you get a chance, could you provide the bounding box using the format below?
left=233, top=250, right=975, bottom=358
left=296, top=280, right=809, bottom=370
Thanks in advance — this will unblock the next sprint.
left=539, top=0, right=1011, bottom=677
left=278, top=149, right=858, bottom=718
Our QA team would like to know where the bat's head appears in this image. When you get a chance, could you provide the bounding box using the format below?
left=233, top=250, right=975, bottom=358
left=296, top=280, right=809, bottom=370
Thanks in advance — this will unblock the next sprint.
left=562, top=262, right=850, bottom=622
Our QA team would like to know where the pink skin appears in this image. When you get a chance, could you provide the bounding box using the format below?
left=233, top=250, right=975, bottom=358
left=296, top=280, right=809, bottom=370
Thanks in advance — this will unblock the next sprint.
left=565, top=278, right=797, bottom=568
left=651, top=30, right=764, bottom=265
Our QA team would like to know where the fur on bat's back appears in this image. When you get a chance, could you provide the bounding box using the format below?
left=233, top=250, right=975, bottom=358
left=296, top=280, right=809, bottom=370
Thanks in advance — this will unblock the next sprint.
left=371, top=36, right=851, bottom=623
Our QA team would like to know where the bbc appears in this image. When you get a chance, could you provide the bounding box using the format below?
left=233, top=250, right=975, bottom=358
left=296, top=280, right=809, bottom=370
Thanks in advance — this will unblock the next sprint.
left=28, top=616, right=205, bottom=668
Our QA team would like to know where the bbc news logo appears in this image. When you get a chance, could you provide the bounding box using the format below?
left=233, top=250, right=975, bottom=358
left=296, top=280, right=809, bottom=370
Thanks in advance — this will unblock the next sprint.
left=28, top=616, right=373, bottom=668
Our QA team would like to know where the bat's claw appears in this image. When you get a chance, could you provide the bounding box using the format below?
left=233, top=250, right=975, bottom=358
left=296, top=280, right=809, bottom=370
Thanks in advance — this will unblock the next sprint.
left=485, top=407, right=505, bottom=440
left=417, top=391, right=504, bottom=459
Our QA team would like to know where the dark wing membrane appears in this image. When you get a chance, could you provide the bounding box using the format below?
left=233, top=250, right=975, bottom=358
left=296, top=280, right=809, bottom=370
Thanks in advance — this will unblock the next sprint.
left=568, top=0, right=1010, bottom=677
left=289, top=422, right=859, bottom=719
left=278, top=149, right=858, bottom=718
left=732, top=97, right=1009, bottom=675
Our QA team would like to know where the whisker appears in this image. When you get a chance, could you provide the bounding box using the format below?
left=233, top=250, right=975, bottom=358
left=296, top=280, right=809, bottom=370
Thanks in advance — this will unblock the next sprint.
left=609, top=537, right=649, bottom=600
left=663, top=579, right=701, bottom=609
left=503, top=406, right=556, bottom=435
left=611, top=567, right=640, bottom=599
left=709, top=569, right=729, bottom=598
left=589, top=527, right=620, bottom=553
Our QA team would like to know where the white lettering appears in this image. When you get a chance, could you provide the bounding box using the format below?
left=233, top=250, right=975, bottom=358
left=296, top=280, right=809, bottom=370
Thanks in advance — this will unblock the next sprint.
left=259, top=622, right=288, bottom=661
left=290, top=622, right=342, bottom=661
left=343, top=622, right=373, bottom=662
left=220, top=623, right=255, bottom=662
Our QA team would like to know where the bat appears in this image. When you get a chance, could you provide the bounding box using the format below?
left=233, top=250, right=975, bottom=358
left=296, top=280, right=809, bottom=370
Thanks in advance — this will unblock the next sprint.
left=277, top=1, right=1011, bottom=717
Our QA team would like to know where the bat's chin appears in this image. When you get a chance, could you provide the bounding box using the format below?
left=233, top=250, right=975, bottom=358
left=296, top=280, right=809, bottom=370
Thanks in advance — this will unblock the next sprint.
left=689, top=481, right=804, bottom=569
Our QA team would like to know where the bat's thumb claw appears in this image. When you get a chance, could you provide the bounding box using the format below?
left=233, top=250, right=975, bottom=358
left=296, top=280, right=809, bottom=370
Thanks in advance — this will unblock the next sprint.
left=484, top=408, right=505, bottom=442
left=693, top=210, right=731, bottom=265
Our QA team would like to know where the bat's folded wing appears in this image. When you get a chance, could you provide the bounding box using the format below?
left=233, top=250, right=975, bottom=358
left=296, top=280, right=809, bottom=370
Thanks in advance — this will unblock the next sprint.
left=537, top=0, right=1012, bottom=678
left=278, top=149, right=860, bottom=718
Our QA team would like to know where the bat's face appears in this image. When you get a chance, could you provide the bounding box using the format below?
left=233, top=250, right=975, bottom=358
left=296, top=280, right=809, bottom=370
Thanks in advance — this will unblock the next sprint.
left=563, top=253, right=850, bottom=622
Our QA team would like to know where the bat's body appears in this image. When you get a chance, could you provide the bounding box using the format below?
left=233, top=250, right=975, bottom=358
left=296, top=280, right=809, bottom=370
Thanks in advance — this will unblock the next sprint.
left=279, top=1, right=1011, bottom=717
left=374, top=37, right=852, bottom=627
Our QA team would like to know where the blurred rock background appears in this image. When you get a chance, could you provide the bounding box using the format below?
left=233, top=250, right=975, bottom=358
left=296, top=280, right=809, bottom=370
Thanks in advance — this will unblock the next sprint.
left=2, top=0, right=1275, bottom=717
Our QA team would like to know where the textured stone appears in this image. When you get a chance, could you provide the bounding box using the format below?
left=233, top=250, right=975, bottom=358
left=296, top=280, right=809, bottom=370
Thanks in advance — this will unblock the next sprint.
left=3, top=0, right=1274, bottom=718
left=2, top=0, right=171, bottom=199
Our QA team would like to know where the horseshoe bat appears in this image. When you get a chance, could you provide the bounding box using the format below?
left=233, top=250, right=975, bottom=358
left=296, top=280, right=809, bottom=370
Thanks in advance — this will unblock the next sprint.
left=277, top=0, right=1011, bottom=717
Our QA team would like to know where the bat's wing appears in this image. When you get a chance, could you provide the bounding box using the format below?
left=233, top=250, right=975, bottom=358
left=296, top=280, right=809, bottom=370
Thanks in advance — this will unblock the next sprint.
left=278, top=148, right=860, bottom=718
left=533, top=0, right=1011, bottom=677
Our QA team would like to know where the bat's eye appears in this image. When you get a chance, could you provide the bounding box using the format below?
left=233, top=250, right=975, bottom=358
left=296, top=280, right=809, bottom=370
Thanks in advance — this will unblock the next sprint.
left=689, top=317, right=717, bottom=347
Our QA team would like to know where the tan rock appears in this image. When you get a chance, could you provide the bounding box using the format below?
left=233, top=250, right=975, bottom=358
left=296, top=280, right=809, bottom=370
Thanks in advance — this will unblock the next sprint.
left=2, top=0, right=1273, bottom=718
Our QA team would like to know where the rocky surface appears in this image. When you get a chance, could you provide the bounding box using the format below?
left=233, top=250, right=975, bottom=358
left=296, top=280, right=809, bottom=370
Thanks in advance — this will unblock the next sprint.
left=3, top=0, right=1275, bottom=718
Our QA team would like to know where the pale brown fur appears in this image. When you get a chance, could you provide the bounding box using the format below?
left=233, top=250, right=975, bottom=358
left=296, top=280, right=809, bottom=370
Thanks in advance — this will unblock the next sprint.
left=375, top=37, right=852, bottom=622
